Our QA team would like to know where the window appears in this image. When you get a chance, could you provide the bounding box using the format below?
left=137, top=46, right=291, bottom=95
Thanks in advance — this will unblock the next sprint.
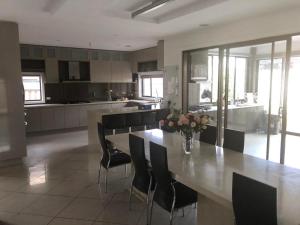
left=141, top=76, right=163, bottom=98
left=22, top=73, right=44, bottom=104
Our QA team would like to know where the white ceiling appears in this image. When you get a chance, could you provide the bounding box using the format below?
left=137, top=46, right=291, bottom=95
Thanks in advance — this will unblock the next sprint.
left=0, top=0, right=300, bottom=51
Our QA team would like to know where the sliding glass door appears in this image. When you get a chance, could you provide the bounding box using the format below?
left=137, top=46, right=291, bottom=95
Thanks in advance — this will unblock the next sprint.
left=224, top=43, right=275, bottom=161
left=184, top=34, right=300, bottom=169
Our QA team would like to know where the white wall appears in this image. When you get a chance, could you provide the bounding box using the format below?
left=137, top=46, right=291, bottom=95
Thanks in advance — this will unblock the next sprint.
left=164, top=7, right=300, bottom=108
left=0, top=21, right=26, bottom=162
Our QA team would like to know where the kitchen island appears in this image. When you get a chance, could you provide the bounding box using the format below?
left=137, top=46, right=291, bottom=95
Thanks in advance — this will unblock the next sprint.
left=24, top=100, right=161, bottom=133
left=87, top=104, right=165, bottom=147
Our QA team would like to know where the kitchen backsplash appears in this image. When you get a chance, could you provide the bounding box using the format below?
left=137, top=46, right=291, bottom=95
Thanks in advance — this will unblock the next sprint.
left=45, top=82, right=135, bottom=103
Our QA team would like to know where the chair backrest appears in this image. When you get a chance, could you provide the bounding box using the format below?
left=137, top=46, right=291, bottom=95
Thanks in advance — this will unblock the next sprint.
left=223, top=128, right=245, bottom=153
left=200, top=125, right=217, bottom=145
left=102, top=114, right=126, bottom=130
left=149, top=142, right=173, bottom=193
left=129, top=134, right=150, bottom=193
left=97, top=122, right=110, bottom=168
left=155, top=108, right=170, bottom=122
left=142, top=111, right=157, bottom=126
left=126, top=112, right=142, bottom=127
left=232, top=172, right=277, bottom=225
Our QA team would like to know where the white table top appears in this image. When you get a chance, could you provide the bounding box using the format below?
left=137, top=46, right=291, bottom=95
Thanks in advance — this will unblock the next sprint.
left=106, top=129, right=300, bottom=225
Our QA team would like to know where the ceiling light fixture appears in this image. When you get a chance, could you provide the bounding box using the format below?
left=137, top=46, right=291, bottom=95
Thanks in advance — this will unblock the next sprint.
left=131, top=0, right=173, bottom=18
left=199, top=24, right=209, bottom=28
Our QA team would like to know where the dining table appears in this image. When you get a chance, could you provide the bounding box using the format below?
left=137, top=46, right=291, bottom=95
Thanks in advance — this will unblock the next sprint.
left=106, top=129, right=300, bottom=225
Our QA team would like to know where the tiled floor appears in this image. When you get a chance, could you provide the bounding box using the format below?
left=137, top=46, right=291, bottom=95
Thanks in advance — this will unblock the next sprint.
left=0, top=130, right=197, bottom=225
left=244, top=132, right=300, bottom=169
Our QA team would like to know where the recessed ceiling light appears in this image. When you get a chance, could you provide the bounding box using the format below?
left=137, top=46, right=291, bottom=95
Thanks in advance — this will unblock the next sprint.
left=199, top=24, right=209, bottom=28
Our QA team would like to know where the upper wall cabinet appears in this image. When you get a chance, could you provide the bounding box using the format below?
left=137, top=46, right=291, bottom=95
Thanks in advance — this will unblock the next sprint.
left=111, top=61, right=132, bottom=83
left=20, top=44, right=133, bottom=83
left=57, top=48, right=72, bottom=60
left=20, top=45, right=45, bottom=59
left=45, top=58, right=59, bottom=83
left=46, top=47, right=56, bottom=58
left=91, top=60, right=132, bottom=83
left=90, top=60, right=111, bottom=83
left=71, top=49, right=89, bottom=61
left=121, top=61, right=132, bottom=82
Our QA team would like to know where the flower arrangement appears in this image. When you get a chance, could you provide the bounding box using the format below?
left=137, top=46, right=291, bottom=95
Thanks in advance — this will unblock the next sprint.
left=160, top=112, right=209, bottom=154
left=160, top=112, right=209, bottom=137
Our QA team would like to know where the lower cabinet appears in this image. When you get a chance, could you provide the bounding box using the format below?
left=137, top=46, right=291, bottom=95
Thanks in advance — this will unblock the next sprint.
left=40, top=107, right=65, bottom=131
left=54, top=107, right=65, bottom=130
left=65, top=106, right=81, bottom=128
left=25, top=103, right=126, bottom=133
left=26, top=108, right=41, bottom=132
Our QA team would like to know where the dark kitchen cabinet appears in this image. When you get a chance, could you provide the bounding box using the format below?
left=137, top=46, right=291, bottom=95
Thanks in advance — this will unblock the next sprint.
left=58, top=61, right=69, bottom=82
left=21, top=59, right=45, bottom=72
left=58, top=61, right=90, bottom=82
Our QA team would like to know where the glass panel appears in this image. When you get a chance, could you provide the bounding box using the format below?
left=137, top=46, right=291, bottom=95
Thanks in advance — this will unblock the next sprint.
left=212, top=55, right=219, bottom=103
left=188, top=48, right=219, bottom=126
left=285, top=35, right=300, bottom=169
left=22, top=76, right=42, bottom=101
left=142, top=78, right=151, bottom=96
left=226, top=43, right=273, bottom=160
left=287, top=56, right=300, bottom=134
left=151, top=77, right=163, bottom=98
left=235, top=57, right=247, bottom=100
left=268, top=41, right=286, bottom=163
left=228, top=57, right=235, bottom=103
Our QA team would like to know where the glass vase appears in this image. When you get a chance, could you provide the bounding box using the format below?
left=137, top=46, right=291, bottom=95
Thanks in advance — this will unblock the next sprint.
left=182, top=133, right=194, bottom=154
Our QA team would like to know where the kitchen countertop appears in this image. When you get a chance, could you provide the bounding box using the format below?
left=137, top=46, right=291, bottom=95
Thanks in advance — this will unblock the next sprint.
left=189, top=103, right=264, bottom=113
left=24, top=100, right=158, bottom=108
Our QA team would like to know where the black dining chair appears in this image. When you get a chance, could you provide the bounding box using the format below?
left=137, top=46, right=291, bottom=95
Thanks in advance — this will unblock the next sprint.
left=223, top=128, right=245, bottom=153
left=142, top=111, right=157, bottom=130
left=232, top=172, right=278, bottom=225
left=129, top=134, right=155, bottom=223
left=149, top=141, right=197, bottom=225
left=200, top=125, right=217, bottom=145
left=126, top=112, right=144, bottom=132
left=97, top=122, right=131, bottom=192
left=156, top=109, right=170, bottom=128
left=102, top=114, right=128, bottom=135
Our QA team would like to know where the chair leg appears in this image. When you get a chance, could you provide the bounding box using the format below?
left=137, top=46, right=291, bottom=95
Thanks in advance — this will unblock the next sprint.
left=169, top=208, right=174, bottom=225
left=97, top=164, right=102, bottom=184
left=169, top=189, right=176, bottom=225
left=129, top=183, right=133, bottom=210
left=125, top=164, right=127, bottom=177
left=149, top=197, right=154, bottom=225
left=146, top=176, right=153, bottom=224
left=104, top=169, right=108, bottom=193
left=194, top=203, right=197, bottom=209
left=182, top=208, right=184, bottom=217
left=148, top=185, right=156, bottom=225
